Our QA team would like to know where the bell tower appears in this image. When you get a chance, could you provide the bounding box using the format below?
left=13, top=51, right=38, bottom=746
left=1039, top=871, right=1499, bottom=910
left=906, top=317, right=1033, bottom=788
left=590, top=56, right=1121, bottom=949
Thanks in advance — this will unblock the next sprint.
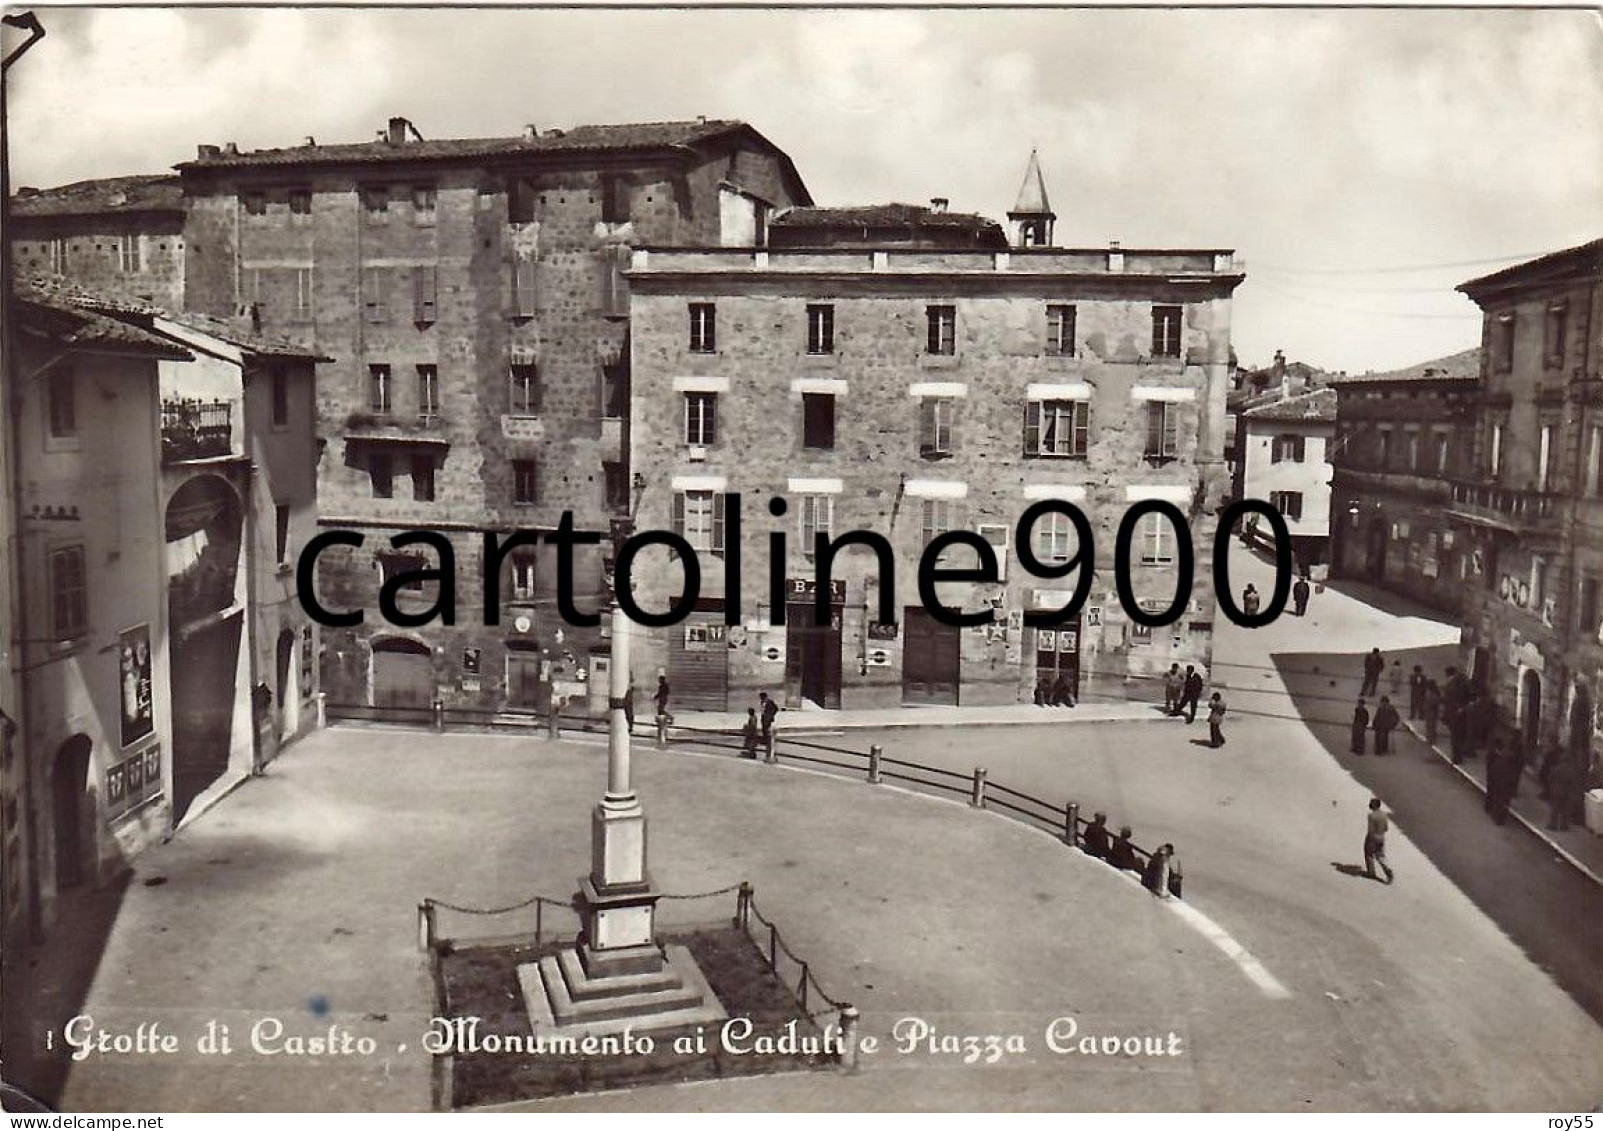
left=1008, top=148, right=1055, bottom=248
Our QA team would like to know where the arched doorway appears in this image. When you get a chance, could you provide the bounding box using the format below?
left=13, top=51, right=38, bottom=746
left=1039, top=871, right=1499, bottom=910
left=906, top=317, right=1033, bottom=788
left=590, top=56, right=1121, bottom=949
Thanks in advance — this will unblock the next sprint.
left=370, top=636, right=435, bottom=711
left=1570, top=683, right=1592, bottom=758
left=276, top=629, right=300, bottom=739
left=51, top=735, right=93, bottom=890
left=1520, top=668, right=1543, bottom=751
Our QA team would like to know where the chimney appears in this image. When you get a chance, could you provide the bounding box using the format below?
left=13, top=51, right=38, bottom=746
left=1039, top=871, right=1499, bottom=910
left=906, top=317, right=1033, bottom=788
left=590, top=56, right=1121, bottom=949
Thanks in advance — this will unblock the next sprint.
left=696, top=114, right=707, bottom=124
left=221, top=142, right=239, bottom=157
left=1272, top=349, right=1287, bottom=384
left=196, top=144, right=222, bottom=160
left=523, top=124, right=538, bottom=141
left=386, top=116, right=411, bottom=145
left=929, top=197, right=948, bottom=214
left=303, top=136, right=317, bottom=147
left=15, top=186, right=39, bottom=197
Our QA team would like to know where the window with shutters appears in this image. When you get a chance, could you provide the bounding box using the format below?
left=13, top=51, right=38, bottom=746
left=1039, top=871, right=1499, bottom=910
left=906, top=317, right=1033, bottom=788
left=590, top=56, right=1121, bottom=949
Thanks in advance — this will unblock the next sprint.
left=799, top=495, right=834, bottom=557
left=46, top=365, right=77, bottom=439
left=243, top=191, right=267, bottom=216
left=1035, top=511, right=1075, bottom=565
left=362, top=184, right=389, bottom=220
left=512, top=460, right=539, bottom=506
left=275, top=504, right=291, bottom=565
left=511, top=257, right=536, bottom=318
left=509, top=364, right=540, bottom=416
left=1139, top=512, right=1175, bottom=565
left=601, top=358, right=627, bottom=419
left=684, top=392, right=717, bottom=445
left=1538, top=422, right=1556, bottom=491
left=1025, top=400, right=1089, bottom=459
left=119, top=234, right=141, bottom=274
left=1271, top=434, right=1306, bottom=463
left=603, top=462, right=630, bottom=509
left=919, top=397, right=955, bottom=458
left=1434, top=429, right=1451, bottom=475
left=689, top=303, right=717, bottom=353
left=362, top=267, right=388, bottom=323
left=1269, top=491, right=1303, bottom=521
left=1046, top=304, right=1076, bottom=356
left=1144, top=402, right=1179, bottom=463
left=807, top=304, right=835, bottom=354
left=673, top=491, right=725, bottom=553
left=1490, top=313, right=1515, bottom=374
left=1545, top=302, right=1568, bottom=368
left=802, top=393, right=835, bottom=449
left=926, top=305, right=956, bottom=355
left=508, top=177, right=537, bottom=224
left=293, top=267, right=312, bottom=320
left=920, top=498, right=961, bottom=545
left=411, top=454, right=436, bottom=502
left=412, top=265, right=438, bottom=324
left=511, top=553, right=538, bottom=601
left=370, top=451, right=394, bottom=498
left=417, top=365, right=439, bottom=421
left=600, top=176, right=629, bottom=224
left=977, top=523, right=1010, bottom=582
left=412, top=185, right=437, bottom=225
left=1578, top=575, right=1600, bottom=638
left=600, top=244, right=631, bottom=318
left=368, top=364, right=392, bottom=414
left=49, top=545, right=88, bottom=640
left=1151, top=305, right=1182, bottom=358
left=288, top=188, right=311, bottom=216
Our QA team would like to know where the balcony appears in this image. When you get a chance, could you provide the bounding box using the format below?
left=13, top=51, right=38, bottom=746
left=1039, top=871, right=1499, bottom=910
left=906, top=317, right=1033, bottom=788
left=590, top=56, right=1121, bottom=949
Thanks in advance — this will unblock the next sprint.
left=1446, top=480, right=1564, bottom=537
left=161, top=398, right=233, bottom=464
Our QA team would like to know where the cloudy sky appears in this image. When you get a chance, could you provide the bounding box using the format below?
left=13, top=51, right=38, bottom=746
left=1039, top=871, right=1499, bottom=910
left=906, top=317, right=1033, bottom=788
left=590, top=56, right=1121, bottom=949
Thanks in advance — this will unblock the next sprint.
left=6, top=6, right=1600, bottom=373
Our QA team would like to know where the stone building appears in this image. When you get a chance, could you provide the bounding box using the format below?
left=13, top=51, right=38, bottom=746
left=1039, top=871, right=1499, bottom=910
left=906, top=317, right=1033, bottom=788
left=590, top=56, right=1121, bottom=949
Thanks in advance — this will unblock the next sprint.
left=1453, top=238, right=1603, bottom=759
left=9, top=175, right=185, bottom=309
left=624, top=168, right=1242, bottom=710
left=173, top=117, right=810, bottom=716
left=1328, top=349, right=1481, bottom=614
left=1236, top=386, right=1336, bottom=569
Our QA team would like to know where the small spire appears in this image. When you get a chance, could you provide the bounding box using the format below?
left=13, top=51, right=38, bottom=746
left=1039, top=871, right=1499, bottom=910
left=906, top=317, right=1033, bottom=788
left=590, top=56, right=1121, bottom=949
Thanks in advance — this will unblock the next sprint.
left=1011, top=148, right=1053, bottom=217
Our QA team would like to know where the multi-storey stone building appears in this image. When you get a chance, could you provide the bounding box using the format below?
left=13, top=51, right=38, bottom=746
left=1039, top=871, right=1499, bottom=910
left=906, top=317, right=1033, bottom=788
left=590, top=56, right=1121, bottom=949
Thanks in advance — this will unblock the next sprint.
left=625, top=178, right=1242, bottom=710
left=172, top=117, right=810, bottom=715
left=9, top=175, right=185, bottom=309
left=1453, top=238, right=1603, bottom=758
left=1328, top=350, right=1481, bottom=614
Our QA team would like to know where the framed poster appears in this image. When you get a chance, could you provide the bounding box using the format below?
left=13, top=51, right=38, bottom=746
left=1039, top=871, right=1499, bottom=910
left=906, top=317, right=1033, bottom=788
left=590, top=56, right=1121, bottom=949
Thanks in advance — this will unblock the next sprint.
left=119, top=624, right=154, bottom=749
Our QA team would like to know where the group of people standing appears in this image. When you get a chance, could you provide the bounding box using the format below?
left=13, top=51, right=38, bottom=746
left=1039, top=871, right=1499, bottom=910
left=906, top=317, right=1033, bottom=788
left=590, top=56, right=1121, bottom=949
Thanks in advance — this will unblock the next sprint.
left=1079, top=812, right=1183, bottom=899
left=1162, top=663, right=1229, bottom=748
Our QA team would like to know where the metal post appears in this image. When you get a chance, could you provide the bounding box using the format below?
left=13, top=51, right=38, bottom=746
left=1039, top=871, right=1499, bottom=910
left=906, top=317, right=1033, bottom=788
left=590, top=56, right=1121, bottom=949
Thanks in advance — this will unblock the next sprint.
left=971, top=766, right=988, bottom=808
left=547, top=702, right=560, bottom=740
left=535, top=898, right=544, bottom=947
left=839, top=1004, right=860, bottom=1072
left=1064, top=801, right=1080, bottom=846
left=656, top=713, right=668, bottom=746
left=736, top=881, right=752, bottom=929
left=764, top=732, right=777, bottom=764
left=868, top=744, right=883, bottom=784
left=433, top=698, right=444, bottom=731
left=768, top=922, right=778, bottom=971
left=799, top=964, right=810, bottom=1011
left=417, top=901, right=434, bottom=953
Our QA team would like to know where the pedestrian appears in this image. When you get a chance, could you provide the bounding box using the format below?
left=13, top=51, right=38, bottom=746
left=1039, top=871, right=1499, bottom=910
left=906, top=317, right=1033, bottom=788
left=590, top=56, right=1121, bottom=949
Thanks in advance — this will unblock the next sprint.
left=1180, top=665, right=1205, bottom=724
left=1052, top=670, right=1077, bottom=708
left=622, top=683, right=636, bottom=735
left=1207, top=691, right=1227, bottom=748
left=1363, top=798, right=1395, bottom=884
left=1108, top=826, right=1139, bottom=872
left=1408, top=665, right=1426, bottom=720
left=741, top=708, right=760, bottom=758
left=1485, top=736, right=1522, bottom=825
left=1034, top=675, right=1051, bottom=706
left=1386, top=660, right=1405, bottom=703
left=1141, top=844, right=1173, bottom=898
left=1242, top=584, right=1261, bottom=617
left=1081, top=812, right=1111, bottom=859
left=1538, top=740, right=1564, bottom=800
left=1292, top=574, right=1311, bottom=617
left=759, top=690, right=779, bottom=743
left=1547, top=753, right=1583, bottom=832
left=1351, top=698, right=1370, bottom=755
left=1166, top=845, right=1184, bottom=900
left=1422, top=680, right=1442, bottom=745
left=1162, top=664, right=1182, bottom=715
left=1361, top=648, right=1385, bottom=698
left=1372, top=695, right=1400, bottom=756
left=654, top=675, right=672, bottom=724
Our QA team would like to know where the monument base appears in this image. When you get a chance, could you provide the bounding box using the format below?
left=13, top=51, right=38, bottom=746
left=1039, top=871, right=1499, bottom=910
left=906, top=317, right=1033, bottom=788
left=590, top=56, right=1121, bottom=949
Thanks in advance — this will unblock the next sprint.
left=518, top=943, right=728, bottom=1039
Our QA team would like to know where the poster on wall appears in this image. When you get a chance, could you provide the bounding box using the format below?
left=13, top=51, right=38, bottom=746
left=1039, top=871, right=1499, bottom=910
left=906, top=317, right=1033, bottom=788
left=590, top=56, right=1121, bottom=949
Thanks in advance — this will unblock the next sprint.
left=119, top=623, right=154, bottom=749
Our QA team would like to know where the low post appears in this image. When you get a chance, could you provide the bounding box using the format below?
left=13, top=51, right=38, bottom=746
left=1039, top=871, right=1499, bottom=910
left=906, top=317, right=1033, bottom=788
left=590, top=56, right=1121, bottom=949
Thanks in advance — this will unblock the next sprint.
left=839, top=1004, right=861, bottom=1072
left=547, top=700, right=560, bottom=740
left=535, top=898, right=544, bottom=947
left=656, top=713, right=668, bottom=746
left=764, top=732, right=777, bottom=764
left=1064, top=801, right=1080, bottom=846
left=799, top=964, right=810, bottom=1011
left=736, top=881, right=752, bottom=929
left=868, top=744, right=883, bottom=784
left=433, top=698, right=444, bottom=732
left=417, top=901, right=435, bottom=953
left=971, top=766, right=988, bottom=809
left=768, top=922, right=778, bottom=971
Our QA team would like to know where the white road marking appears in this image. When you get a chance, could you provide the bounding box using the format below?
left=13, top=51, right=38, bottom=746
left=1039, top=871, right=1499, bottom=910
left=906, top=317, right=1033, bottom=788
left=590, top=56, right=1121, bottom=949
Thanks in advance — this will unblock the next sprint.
left=1164, top=897, right=1293, bottom=1000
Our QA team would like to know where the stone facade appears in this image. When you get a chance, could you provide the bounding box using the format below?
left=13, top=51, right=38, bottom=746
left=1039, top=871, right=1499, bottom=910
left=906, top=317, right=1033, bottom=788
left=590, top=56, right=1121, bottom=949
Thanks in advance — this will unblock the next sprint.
left=9, top=176, right=185, bottom=310
left=625, top=240, right=1242, bottom=710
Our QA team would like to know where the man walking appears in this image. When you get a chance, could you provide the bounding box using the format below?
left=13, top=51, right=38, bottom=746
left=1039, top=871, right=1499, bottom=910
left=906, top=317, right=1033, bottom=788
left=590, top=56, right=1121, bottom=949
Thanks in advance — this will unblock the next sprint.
left=1351, top=698, right=1370, bottom=755
left=1292, top=574, right=1311, bottom=617
left=758, top=690, right=780, bottom=745
left=1364, top=798, right=1395, bottom=884
left=1485, top=735, right=1522, bottom=825
left=1547, top=753, right=1583, bottom=832
left=1207, top=691, right=1228, bottom=748
left=1372, top=695, right=1400, bottom=756
left=1162, top=664, right=1182, bottom=716
left=1422, top=680, right=1442, bottom=745
left=1408, top=665, right=1427, bottom=720
left=654, top=675, right=672, bottom=723
left=622, top=682, right=636, bottom=735
left=1361, top=648, right=1385, bottom=698
left=1181, top=666, right=1205, bottom=724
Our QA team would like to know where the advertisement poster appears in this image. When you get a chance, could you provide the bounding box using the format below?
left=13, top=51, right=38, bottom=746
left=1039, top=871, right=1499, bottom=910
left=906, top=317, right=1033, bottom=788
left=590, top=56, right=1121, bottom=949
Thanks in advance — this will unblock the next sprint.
left=1, top=4, right=1601, bottom=1123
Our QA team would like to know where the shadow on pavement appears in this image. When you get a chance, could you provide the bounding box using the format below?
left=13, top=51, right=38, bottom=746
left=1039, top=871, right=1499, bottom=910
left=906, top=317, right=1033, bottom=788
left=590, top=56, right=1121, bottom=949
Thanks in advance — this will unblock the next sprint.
left=1316, top=577, right=1460, bottom=626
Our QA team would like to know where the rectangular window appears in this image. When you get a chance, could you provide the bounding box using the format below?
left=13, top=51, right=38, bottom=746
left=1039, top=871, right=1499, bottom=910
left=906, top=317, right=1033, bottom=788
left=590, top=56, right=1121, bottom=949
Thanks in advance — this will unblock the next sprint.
left=978, top=523, right=1010, bottom=582
left=603, top=461, right=630, bottom=510
left=1538, top=423, right=1555, bottom=491
left=370, top=451, right=394, bottom=498
left=685, top=392, right=717, bottom=446
left=508, top=177, right=537, bottom=224
left=1491, top=313, right=1515, bottom=374
left=1035, top=511, right=1075, bottom=565
left=600, top=175, right=629, bottom=224
left=411, top=185, right=437, bottom=221
left=601, top=359, right=627, bottom=419
left=802, top=393, right=836, bottom=450
left=806, top=304, right=835, bottom=355
left=368, top=364, right=392, bottom=414
left=362, top=267, right=388, bottom=323
left=511, top=553, right=538, bottom=601
left=275, top=503, right=291, bottom=565
left=378, top=551, right=428, bottom=593
left=411, top=454, right=435, bottom=502
left=1046, top=304, right=1076, bottom=356
left=1545, top=302, right=1568, bottom=368
left=1489, top=422, right=1504, bottom=479
left=1151, top=305, right=1183, bottom=358
left=511, top=257, right=537, bottom=318
left=512, top=460, right=539, bottom=505
left=1407, top=430, right=1421, bottom=471
left=1139, top=512, right=1175, bottom=565
left=293, top=267, right=312, bottom=319
left=1025, top=400, right=1090, bottom=459
left=799, top=495, right=834, bottom=557
left=362, top=185, right=389, bottom=217
left=417, top=365, right=439, bottom=420
left=49, top=545, right=88, bottom=640
left=46, top=365, right=76, bottom=438
left=1144, top=401, right=1179, bottom=462
left=689, top=303, right=717, bottom=353
left=243, top=191, right=267, bottom=216
left=926, top=305, right=956, bottom=355
left=270, top=365, right=289, bottom=428
left=672, top=491, right=726, bottom=553
left=1589, top=426, right=1603, bottom=497
left=509, top=364, right=540, bottom=415
left=919, top=397, right=955, bottom=458
left=118, top=234, right=141, bottom=274
left=49, top=238, right=66, bottom=274
left=1377, top=430, right=1392, bottom=470
left=1270, top=490, right=1304, bottom=521
left=1272, top=434, right=1306, bottom=463
left=288, top=188, right=312, bottom=216
left=920, top=498, right=961, bottom=546
left=412, top=265, right=437, bottom=324
left=1435, top=429, right=1451, bottom=475
left=1531, top=555, right=1547, bottom=608
left=1580, top=576, right=1600, bottom=638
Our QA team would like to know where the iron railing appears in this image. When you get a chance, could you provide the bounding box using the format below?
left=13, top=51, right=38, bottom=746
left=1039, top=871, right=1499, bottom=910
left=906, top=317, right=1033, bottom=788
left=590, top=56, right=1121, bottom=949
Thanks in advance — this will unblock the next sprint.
left=161, top=398, right=232, bottom=463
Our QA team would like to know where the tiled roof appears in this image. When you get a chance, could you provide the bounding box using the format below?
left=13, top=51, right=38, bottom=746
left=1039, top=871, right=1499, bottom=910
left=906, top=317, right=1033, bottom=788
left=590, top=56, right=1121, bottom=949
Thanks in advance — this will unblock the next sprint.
left=1458, top=237, right=1602, bottom=297
left=160, top=310, right=331, bottom=362
left=177, top=119, right=753, bottom=170
left=11, top=174, right=182, bottom=218
left=1332, top=347, right=1482, bottom=387
left=1242, top=387, right=1337, bottom=423
left=772, top=203, right=1002, bottom=233
left=15, top=278, right=191, bottom=360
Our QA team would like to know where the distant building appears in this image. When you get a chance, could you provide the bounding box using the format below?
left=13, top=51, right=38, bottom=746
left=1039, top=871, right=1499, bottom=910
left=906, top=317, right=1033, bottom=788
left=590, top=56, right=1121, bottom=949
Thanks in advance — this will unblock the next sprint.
left=1238, top=386, right=1336, bottom=569
left=1327, top=349, right=1481, bottom=614
left=624, top=157, right=1242, bottom=709
left=1454, top=237, right=1603, bottom=758
left=9, top=175, right=185, bottom=309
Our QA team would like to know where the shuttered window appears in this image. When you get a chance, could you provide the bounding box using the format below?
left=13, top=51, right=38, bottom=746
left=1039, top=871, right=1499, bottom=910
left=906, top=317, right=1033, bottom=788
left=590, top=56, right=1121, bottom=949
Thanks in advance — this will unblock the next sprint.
left=672, top=491, right=725, bottom=553
left=1025, top=400, right=1089, bottom=458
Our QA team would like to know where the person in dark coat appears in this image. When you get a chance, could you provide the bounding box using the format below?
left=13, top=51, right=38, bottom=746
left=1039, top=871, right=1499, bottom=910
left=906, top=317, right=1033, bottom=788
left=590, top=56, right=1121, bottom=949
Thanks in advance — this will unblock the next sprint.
left=1408, top=665, right=1427, bottom=720
left=741, top=708, right=760, bottom=758
left=1361, top=648, right=1385, bottom=698
left=1292, top=575, right=1311, bottom=617
left=1547, top=755, right=1583, bottom=831
left=1351, top=699, right=1370, bottom=755
left=1108, top=826, right=1139, bottom=872
left=758, top=691, right=779, bottom=741
left=654, top=675, right=672, bottom=721
left=622, top=683, right=636, bottom=735
left=1141, top=844, right=1174, bottom=898
left=1538, top=741, right=1564, bottom=800
left=1422, top=680, right=1442, bottom=745
left=1485, top=737, right=1522, bottom=825
left=1080, top=812, right=1111, bottom=859
left=1242, top=584, right=1261, bottom=617
left=1180, top=666, right=1205, bottom=724
left=1034, top=676, right=1051, bottom=706
left=1207, top=692, right=1228, bottom=748
left=1051, top=671, right=1077, bottom=708
left=1372, top=696, right=1400, bottom=756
